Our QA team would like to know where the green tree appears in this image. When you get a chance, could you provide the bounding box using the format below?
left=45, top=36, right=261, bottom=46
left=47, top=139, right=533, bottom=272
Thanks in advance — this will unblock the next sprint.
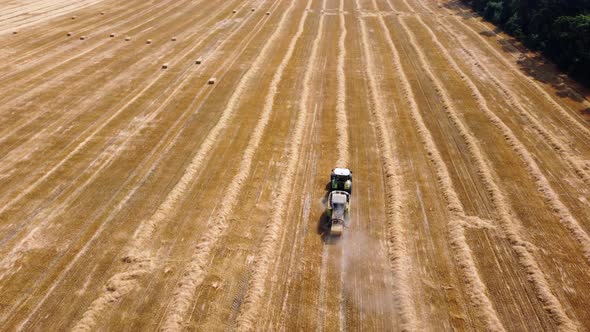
left=463, top=0, right=590, bottom=83
left=549, top=15, right=590, bottom=80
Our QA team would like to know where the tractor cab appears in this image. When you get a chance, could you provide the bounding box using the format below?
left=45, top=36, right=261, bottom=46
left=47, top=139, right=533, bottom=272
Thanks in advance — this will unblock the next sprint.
left=330, top=168, right=352, bottom=194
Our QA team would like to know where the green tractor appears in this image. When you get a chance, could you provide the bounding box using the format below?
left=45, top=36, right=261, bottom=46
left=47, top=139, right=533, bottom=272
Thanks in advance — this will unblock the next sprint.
left=330, top=168, right=352, bottom=194
left=326, top=168, right=352, bottom=236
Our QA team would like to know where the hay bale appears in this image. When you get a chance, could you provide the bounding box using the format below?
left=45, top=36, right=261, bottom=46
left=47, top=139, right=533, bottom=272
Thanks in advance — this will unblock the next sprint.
left=100, top=12, right=105, bottom=15
left=146, top=39, right=152, bottom=44
left=208, top=78, right=216, bottom=84
left=232, top=10, right=237, bottom=13
left=80, top=36, right=86, bottom=40
left=251, top=8, right=255, bottom=11
left=162, top=64, right=169, bottom=69
left=67, top=32, right=73, bottom=36
left=195, top=58, right=202, bottom=64
left=12, top=31, right=17, bottom=34
left=125, top=36, right=131, bottom=41
left=266, top=12, right=270, bottom=15
left=171, top=37, right=177, bottom=41
left=110, top=33, right=115, bottom=38
left=71, top=16, right=76, bottom=19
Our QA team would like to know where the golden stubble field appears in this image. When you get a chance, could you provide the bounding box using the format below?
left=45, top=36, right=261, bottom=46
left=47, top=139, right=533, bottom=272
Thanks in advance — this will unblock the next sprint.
left=0, top=0, right=589, bottom=330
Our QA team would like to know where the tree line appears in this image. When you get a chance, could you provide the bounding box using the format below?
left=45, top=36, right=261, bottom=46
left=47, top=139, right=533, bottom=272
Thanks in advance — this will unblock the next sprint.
left=462, top=0, right=590, bottom=84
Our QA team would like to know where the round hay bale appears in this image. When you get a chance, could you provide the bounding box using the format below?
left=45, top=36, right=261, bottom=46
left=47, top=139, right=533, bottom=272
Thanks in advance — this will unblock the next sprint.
left=146, top=39, right=152, bottom=44
left=171, top=37, right=177, bottom=41
left=251, top=8, right=255, bottom=11
left=208, top=78, right=216, bottom=84
left=80, top=36, right=86, bottom=40
left=100, top=12, right=105, bottom=15
left=12, top=31, right=18, bottom=35
left=67, top=32, right=73, bottom=36
left=195, top=58, right=202, bottom=64
left=233, top=10, right=237, bottom=13
left=71, top=16, right=76, bottom=20
left=110, top=33, right=115, bottom=38
left=266, top=12, right=270, bottom=15
left=162, top=64, right=169, bottom=69
left=125, top=36, right=131, bottom=41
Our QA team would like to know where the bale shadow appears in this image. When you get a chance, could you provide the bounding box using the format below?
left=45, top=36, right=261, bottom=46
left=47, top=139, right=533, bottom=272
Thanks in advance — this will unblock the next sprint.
left=317, top=209, right=342, bottom=245
left=479, top=30, right=495, bottom=37
left=317, top=208, right=329, bottom=235
left=498, top=37, right=521, bottom=54
left=442, top=0, right=477, bottom=19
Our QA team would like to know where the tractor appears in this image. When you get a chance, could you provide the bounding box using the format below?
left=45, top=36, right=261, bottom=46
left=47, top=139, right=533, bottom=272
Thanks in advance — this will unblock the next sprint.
left=330, top=168, right=352, bottom=194
left=325, top=168, right=352, bottom=236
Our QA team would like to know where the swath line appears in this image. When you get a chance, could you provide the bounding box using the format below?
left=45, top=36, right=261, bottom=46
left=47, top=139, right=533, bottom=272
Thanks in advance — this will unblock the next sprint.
left=444, top=7, right=590, bottom=141
left=356, top=0, right=418, bottom=329
left=158, top=0, right=306, bottom=329
left=234, top=0, right=325, bottom=329
left=10, top=0, right=285, bottom=329
left=400, top=12, right=579, bottom=330
left=377, top=0, right=505, bottom=329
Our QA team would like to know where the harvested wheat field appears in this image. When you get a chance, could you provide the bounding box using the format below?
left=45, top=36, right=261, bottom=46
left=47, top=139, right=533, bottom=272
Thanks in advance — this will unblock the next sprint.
left=1, top=0, right=590, bottom=330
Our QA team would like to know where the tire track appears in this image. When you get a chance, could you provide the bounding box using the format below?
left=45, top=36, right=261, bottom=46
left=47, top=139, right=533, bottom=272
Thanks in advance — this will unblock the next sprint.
left=356, top=0, right=418, bottom=329
left=306, top=4, right=334, bottom=332
left=303, top=12, right=329, bottom=332
left=158, top=0, right=306, bottom=329
left=234, top=0, right=325, bottom=329
left=335, top=0, right=348, bottom=168
left=340, top=5, right=400, bottom=329
left=327, top=0, right=348, bottom=329
left=68, top=0, right=294, bottom=330
left=398, top=12, right=580, bottom=330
